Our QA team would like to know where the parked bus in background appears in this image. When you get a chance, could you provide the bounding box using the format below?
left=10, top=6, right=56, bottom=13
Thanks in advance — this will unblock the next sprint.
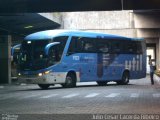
left=12, top=30, right=146, bottom=89
left=11, top=44, right=21, bottom=80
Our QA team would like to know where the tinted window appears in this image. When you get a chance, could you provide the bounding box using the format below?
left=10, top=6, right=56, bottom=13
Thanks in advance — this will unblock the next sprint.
left=110, top=39, right=123, bottom=53
left=68, top=37, right=143, bottom=54
left=53, top=36, right=68, bottom=53
left=68, top=37, right=83, bottom=53
left=127, top=41, right=136, bottom=53
left=95, top=38, right=110, bottom=53
left=82, top=38, right=96, bottom=53
left=136, top=41, right=143, bottom=54
left=68, top=37, right=96, bottom=54
left=48, top=44, right=61, bottom=66
left=124, top=40, right=142, bottom=54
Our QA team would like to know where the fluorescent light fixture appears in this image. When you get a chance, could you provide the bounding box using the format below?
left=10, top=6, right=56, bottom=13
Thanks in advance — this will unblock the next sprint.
left=27, top=41, right=31, bottom=44
left=24, top=25, right=33, bottom=29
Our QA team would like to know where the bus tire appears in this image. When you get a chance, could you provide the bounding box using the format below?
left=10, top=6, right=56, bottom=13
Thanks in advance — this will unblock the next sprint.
left=38, top=84, right=50, bottom=89
left=96, top=81, right=108, bottom=86
left=62, top=73, right=76, bottom=88
left=117, top=71, right=129, bottom=85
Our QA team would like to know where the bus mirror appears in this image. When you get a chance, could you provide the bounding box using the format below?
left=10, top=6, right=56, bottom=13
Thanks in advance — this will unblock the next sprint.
left=11, top=44, right=21, bottom=56
left=45, top=42, right=60, bottom=56
left=11, top=44, right=21, bottom=64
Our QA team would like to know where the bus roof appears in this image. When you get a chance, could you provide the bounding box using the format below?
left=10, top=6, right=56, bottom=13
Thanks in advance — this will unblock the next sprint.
left=24, top=30, right=142, bottom=41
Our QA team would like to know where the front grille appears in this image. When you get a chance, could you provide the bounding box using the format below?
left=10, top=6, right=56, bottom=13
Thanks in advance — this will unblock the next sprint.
left=22, top=74, right=37, bottom=78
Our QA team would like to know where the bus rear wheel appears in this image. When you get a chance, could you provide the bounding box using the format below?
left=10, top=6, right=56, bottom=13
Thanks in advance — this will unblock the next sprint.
left=38, top=84, right=50, bottom=89
left=117, top=71, right=129, bottom=85
left=62, top=73, right=76, bottom=88
left=96, top=81, right=108, bottom=86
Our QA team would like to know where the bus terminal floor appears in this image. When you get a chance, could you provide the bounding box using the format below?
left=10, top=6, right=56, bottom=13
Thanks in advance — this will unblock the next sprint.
left=1, top=75, right=160, bottom=115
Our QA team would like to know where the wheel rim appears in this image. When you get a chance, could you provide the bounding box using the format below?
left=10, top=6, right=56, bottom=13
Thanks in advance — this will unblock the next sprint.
left=123, top=73, right=129, bottom=83
left=66, top=76, right=72, bottom=85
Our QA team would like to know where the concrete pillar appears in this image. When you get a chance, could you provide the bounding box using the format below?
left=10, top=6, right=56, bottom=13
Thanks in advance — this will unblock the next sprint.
left=158, top=37, right=160, bottom=69
left=0, top=35, right=11, bottom=84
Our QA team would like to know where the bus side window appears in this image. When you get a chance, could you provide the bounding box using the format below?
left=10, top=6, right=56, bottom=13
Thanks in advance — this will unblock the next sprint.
left=111, top=41, right=121, bottom=53
left=124, top=41, right=137, bottom=54
left=48, top=45, right=60, bottom=65
left=136, top=41, right=143, bottom=54
left=81, top=38, right=96, bottom=53
left=125, top=41, right=133, bottom=53
left=128, top=44, right=134, bottom=52
left=98, top=43, right=109, bottom=53
left=95, top=38, right=111, bottom=53
left=53, top=36, right=68, bottom=56
left=53, top=36, right=68, bottom=50
left=84, top=42, right=94, bottom=52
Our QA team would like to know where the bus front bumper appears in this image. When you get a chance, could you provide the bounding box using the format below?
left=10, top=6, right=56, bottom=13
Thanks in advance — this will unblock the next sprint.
left=18, top=76, right=50, bottom=84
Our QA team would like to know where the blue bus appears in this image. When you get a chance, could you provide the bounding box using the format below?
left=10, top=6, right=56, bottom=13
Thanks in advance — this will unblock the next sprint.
left=14, top=30, right=146, bottom=89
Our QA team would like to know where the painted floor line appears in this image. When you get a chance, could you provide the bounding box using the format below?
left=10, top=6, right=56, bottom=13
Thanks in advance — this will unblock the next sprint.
left=130, top=93, right=139, bottom=98
left=85, top=93, right=99, bottom=98
left=0, top=86, right=4, bottom=89
left=62, top=93, right=79, bottom=98
left=153, top=94, right=160, bottom=98
left=40, top=94, right=58, bottom=98
left=19, top=94, right=41, bottom=99
left=105, top=93, right=120, bottom=98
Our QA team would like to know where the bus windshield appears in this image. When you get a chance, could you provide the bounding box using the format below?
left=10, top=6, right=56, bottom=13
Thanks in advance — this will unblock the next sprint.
left=18, top=40, right=50, bottom=70
left=18, top=36, right=68, bottom=71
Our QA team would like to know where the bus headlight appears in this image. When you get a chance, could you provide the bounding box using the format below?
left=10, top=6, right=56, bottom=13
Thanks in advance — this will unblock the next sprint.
left=44, top=71, right=50, bottom=74
left=38, top=73, right=43, bottom=77
left=18, top=73, right=21, bottom=76
left=38, top=71, right=50, bottom=77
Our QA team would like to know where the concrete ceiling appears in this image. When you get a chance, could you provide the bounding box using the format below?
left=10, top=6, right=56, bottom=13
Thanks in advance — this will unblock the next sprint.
left=0, top=13, right=60, bottom=36
left=0, top=0, right=160, bottom=36
left=0, top=0, right=160, bottom=13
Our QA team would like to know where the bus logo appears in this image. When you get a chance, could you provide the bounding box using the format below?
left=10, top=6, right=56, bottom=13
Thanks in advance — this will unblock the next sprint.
left=125, top=55, right=143, bottom=71
left=73, top=56, right=80, bottom=61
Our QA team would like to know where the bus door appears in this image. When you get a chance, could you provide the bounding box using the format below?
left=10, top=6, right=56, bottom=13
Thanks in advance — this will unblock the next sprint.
left=106, top=40, right=124, bottom=80
left=66, top=37, right=97, bottom=82
left=97, top=53, right=118, bottom=80
left=79, top=41, right=97, bottom=81
left=105, top=53, right=120, bottom=80
left=96, top=39, right=113, bottom=80
left=96, top=39, right=121, bottom=81
left=79, top=53, right=97, bottom=81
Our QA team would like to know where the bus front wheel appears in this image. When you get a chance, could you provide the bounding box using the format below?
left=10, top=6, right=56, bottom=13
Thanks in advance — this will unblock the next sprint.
left=38, top=84, right=50, bottom=89
left=117, top=71, right=129, bottom=85
left=62, top=73, right=76, bottom=88
left=96, top=81, right=108, bottom=86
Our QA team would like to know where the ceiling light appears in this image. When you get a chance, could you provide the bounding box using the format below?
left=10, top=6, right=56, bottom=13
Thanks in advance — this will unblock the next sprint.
left=24, top=25, right=33, bottom=29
